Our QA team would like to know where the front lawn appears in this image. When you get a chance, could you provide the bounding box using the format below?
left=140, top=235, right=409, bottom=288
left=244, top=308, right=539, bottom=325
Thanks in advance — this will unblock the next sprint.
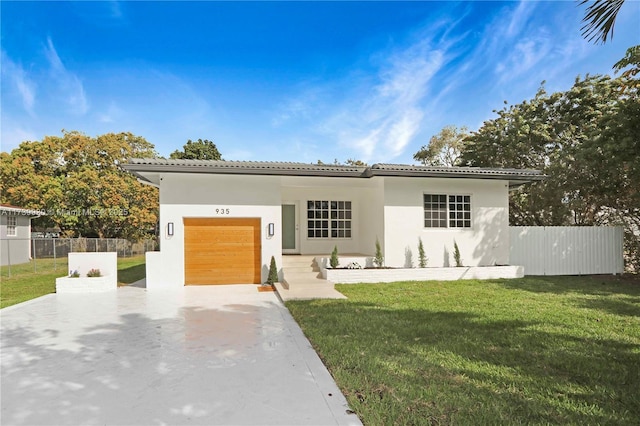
left=286, top=276, right=640, bottom=425
left=0, top=255, right=146, bottom=309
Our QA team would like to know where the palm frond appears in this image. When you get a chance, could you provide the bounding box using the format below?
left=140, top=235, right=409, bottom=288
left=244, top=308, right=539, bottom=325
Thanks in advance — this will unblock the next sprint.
left=579, top=0, right=626, bottom=44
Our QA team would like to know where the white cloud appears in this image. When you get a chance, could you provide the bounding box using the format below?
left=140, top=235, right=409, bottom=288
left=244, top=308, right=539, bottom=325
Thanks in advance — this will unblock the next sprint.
left=1, top=50, right=37, bottom=114
left=44, top=37, right=89, bottom=115
left=0, top=125, right=39, bottom=151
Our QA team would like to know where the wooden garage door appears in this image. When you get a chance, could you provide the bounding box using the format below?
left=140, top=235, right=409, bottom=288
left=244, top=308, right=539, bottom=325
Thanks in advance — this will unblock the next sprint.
left=184, top=218, right=261, bottom=285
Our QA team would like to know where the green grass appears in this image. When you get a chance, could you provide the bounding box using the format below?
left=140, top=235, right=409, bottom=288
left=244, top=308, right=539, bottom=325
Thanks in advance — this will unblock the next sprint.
left=286, top=276, right=640, bottom=425
left=0, top=256, right=146, bottom=309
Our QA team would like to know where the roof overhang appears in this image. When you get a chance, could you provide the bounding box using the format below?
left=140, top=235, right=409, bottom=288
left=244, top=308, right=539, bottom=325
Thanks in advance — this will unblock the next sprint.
left=121, top=159, right=545, bottom=188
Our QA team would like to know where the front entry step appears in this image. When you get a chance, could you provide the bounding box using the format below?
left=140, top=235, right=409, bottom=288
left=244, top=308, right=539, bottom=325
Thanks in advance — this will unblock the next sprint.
left=277, top=255, right=346, bottom=301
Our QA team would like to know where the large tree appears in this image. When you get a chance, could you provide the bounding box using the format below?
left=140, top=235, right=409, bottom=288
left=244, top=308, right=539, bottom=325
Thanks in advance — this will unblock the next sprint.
left=0, top=131, right=159, bottom=239
left=169, top=139, right=223, bottom=160
left=413, top=125, right=468, bottom=167
left=462, top=70, right=639, bottom=270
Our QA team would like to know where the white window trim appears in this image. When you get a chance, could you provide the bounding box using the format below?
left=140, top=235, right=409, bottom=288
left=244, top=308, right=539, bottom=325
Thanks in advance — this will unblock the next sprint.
left=6, top=216, right=18, bottom=237
left=423, top=193, right=473, bottom=230
left=306, top=200, right=353, bottom=239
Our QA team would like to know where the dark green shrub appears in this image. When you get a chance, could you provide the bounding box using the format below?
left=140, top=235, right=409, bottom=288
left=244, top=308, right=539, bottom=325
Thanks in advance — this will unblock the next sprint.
left=374, top=237, right=384, bottom=268
left=330, top=246, right=339, bottom=268
left=453, top=240, right=462, bottom=267
left=418, top=237, right=428, bottom=268
left=267, top=256, right=278, bottom=285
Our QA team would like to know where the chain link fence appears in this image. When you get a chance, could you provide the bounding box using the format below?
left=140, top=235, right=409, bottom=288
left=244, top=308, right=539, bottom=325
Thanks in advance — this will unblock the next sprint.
left=1, top=238, right=158, bottom=277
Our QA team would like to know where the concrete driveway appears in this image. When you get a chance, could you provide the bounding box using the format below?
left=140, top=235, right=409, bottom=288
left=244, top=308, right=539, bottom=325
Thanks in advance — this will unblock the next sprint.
left=1, top=285, right=361, bottom=426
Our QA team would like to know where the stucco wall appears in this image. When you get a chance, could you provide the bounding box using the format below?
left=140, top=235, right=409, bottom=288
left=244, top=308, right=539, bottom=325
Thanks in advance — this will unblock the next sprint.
left=152, top=173, right=282, bottom=288
left=1, top=214, right=32, bottom=266
left=383, top=177, right=510, bottom=268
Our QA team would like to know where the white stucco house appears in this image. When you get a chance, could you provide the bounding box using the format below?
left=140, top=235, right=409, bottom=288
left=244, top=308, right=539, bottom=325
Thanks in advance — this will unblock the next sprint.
left=122, top=159, right=543, bottom=289
left=1, top=204, right=43, bottom=266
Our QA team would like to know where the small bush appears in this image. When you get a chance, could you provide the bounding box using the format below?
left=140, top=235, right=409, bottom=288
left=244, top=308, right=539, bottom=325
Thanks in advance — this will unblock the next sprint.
left=347, top=262, right=362, bottom=269
left=374, top=237, right=384, bottom=268
left=266, top=256, right=278, bottom=285
left=69, top=270, right=80, bottom=278
left=453, top=240, right=462, bottom=267
left=330, top=245, right=339, bottom=268
left=87, top=268, right=102, bottom=277
left=418, top=237, right=428, bottom=268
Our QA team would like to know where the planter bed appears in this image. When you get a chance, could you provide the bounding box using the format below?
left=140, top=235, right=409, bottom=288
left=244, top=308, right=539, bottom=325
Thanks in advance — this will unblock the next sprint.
left=316, top=257, right=524, bottom=284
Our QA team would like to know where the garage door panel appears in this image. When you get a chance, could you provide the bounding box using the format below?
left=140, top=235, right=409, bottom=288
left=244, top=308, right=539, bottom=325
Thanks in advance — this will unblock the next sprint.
left=184, top=218, right=261, bottom=285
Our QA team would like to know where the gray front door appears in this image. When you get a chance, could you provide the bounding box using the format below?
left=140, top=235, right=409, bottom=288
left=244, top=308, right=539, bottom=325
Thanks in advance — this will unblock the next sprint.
left=282, top=204, right=298, bottom=253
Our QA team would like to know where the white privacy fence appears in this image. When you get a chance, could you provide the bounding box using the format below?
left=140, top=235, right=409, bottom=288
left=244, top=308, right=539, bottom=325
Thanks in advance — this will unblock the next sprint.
left=510, top=226, right=624, bottom=275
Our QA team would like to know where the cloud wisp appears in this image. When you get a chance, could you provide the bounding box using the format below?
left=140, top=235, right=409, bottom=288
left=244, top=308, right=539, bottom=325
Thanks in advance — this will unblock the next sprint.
left=44, top=37, right=89, bottom=115
left=1, top=50, right=37, bottom=115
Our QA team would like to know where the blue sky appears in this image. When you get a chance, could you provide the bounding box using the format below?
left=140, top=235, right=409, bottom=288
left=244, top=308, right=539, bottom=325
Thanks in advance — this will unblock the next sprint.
left=2, top=1, right=639, bottom=164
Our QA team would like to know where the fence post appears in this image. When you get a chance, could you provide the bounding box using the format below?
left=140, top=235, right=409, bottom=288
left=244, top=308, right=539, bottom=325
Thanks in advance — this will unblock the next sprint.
left=6, top=240, right=11, bottom=278
left=53, top=238, right=57, bottom=271
left=33, top=238, right=37, bottom=272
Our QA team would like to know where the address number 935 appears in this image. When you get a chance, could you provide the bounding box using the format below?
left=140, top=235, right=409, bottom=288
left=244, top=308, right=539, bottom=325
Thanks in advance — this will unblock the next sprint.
left=215, top=208, right=230, bottom=215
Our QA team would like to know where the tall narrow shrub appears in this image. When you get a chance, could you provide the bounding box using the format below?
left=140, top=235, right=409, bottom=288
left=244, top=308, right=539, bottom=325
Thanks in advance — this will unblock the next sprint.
left=453, top=240, right=462, bottom=267
left=418, top=237, right=428, bottom=268
left=267, top=256, right=278, bottom=285
left=374, top=237, right=384, bottom=268
left=330, top=245, right=339, bottom=268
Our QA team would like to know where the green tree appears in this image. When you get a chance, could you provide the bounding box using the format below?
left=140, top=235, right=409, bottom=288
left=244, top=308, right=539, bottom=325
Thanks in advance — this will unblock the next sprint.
left=0, top=131, right=159, bottom=239
left=267, top=256, right=278, bottom=285
left=462, top=66, right=639, bottom=270
left=413, top=125, right=468, bottom=167
left=374, top=237, right=384, bottom=268
left=580, top=0, right=626, bottom=44
left=170, top=139, right=223, bottom=160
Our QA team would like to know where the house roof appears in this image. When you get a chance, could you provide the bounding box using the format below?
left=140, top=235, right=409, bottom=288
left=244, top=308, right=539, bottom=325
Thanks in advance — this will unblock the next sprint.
left=0, top=204, right=44, bottom=217
left=122, top=158, right=545, bottom=188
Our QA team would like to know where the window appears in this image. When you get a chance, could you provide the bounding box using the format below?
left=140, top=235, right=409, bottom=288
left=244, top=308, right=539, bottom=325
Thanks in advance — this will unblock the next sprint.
left=6, top=216, right=17, bottom=236
left=424, top=194, right=471, bottom=228
left=307, top=200, right=352, bottom=238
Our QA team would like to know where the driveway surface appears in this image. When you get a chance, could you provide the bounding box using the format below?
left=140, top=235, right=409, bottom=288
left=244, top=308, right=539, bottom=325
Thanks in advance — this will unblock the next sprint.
left=1, top=285, right=361, bottom=426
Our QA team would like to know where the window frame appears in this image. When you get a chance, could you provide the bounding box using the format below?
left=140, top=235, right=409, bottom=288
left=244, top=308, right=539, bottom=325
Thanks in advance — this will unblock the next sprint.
left=423, top=193, right=472, bottom=229
left=307, top=200, right=352, bottom=239
left=6, top=216, right=17, bottom=237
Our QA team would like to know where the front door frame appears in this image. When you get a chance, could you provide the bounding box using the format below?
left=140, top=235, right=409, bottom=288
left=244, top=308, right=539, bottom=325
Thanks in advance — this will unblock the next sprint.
left=282, top=202, right=300, bottom=254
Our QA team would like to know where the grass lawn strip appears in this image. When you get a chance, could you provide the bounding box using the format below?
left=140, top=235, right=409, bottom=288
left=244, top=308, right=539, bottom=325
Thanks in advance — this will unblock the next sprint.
left=0, top=256, right=146, bottom=309
left=286, top=276, right=640, bottom=425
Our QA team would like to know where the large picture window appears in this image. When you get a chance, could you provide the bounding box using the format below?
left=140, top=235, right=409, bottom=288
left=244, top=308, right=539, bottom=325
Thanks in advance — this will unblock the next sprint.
left=424, top=194, right=471, bottom=228
left=307, top=200, right=352, bottom=238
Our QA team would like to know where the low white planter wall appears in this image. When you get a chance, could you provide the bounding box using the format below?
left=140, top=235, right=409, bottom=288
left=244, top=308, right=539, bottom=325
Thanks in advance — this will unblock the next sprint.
left=56, top=276, right=116, bottom=293
left=56, top=252, right=118, bottom=293
left=317, top=257, right=523, bottom=284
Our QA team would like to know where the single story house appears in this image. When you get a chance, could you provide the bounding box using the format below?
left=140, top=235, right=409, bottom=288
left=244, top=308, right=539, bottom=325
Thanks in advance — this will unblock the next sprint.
left=122, top=159, right=543, bottom=289
left=1, top=204, right=43, bottom=266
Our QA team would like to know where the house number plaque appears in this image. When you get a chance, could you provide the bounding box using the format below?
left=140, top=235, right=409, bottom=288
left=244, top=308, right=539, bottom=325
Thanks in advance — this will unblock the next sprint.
left=215, top=208, right=231, bottom=215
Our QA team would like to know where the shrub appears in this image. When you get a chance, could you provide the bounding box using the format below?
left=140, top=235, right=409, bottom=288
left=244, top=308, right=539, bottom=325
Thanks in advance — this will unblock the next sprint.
left=374, top=237, right=384, bottom=268
left=266, top=256, right=278, bottom=285
left=69, top=270, right=80, bottom=278
left=87, top=268, right=102, bottom=277
left=347, top=262, right=362, bottom=269
left=453, top=240, right=462, bottom=267
left=418, top=237, right=428, bottom=268
left=330, top=245, right=339, bottom=268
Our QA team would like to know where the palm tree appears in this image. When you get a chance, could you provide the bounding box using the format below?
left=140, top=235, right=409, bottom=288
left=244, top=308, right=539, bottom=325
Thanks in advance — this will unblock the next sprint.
left=580, top=0, right=626, bottom=44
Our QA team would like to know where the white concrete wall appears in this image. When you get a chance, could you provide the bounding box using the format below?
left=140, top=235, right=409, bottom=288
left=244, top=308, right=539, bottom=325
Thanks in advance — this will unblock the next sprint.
left=383, top=177, right=510, bottom=268
left=151, top=173, right=282, bottom=288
